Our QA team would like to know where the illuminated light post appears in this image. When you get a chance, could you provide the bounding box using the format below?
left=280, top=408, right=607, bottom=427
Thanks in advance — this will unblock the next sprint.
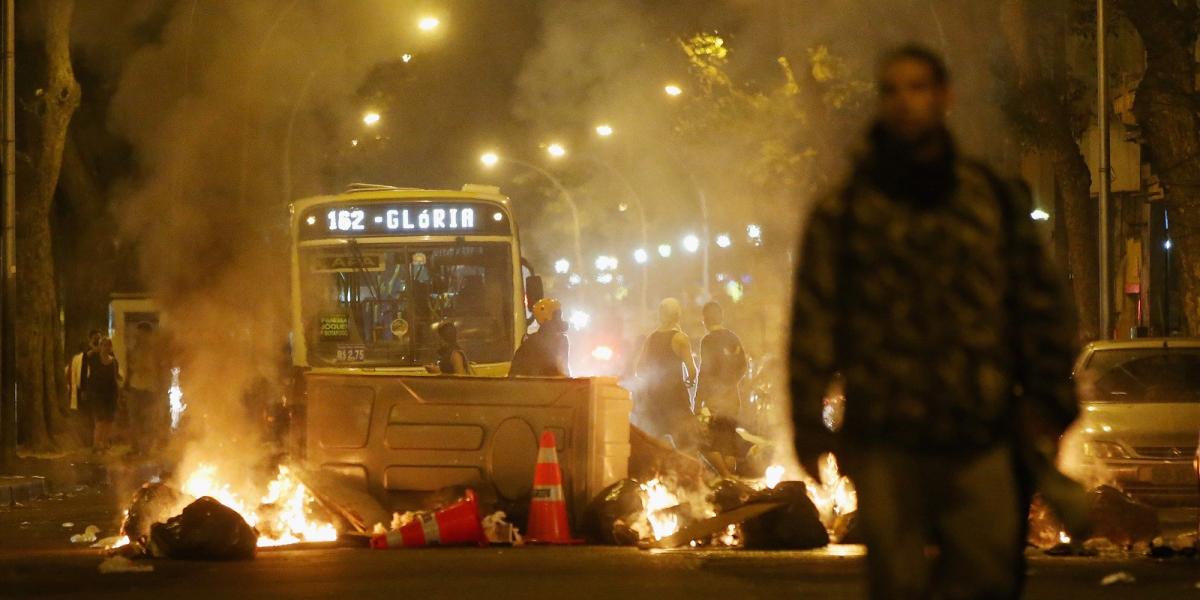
left=682, top=234, right=701, bottom=254
left=418, top=16, right=440, bottom=31
left=554, top=258, right=571, bottom=274
left=664, top=84, right=683, bottom=97
left=595, top=124, right=614, bottom=137
left=590, top=128, right=652, bottom=322
left=362, top=111, right=381, bottom=126
left=481, top=151, right=583, bottom=270
left=633, top=248, right=649, bottom=264
left=715, top=233, right=732, bottom=248
left=1030, top=209, right=1050, bottom=221
left=546, top=143, right=567, bottom=158
left=658, top=244, right=673, bottom=258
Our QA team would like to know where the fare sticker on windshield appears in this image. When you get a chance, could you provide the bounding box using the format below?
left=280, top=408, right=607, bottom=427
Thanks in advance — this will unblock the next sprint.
left=314, top=254, right=385, bottom=272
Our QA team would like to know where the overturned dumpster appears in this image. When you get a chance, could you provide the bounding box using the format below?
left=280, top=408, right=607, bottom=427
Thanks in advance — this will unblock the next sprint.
left=297, top=375, right=632, bottom=527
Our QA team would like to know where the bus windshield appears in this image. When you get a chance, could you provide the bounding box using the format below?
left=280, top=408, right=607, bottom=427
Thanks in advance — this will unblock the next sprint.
left=299, top=241, right=514, bottom=367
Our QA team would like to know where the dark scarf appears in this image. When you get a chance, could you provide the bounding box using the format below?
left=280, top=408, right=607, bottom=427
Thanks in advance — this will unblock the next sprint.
left=857, top=123, right=959, bottom=209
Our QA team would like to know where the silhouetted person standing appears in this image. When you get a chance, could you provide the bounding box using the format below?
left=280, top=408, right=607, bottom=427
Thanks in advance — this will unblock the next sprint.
left=789, top=45, right=1077, bottom=599
left=695, top=301, right=746, bottom=423
left=636, top=298, right=698, bottom=448
left=509, top=298, right=570, bottom=377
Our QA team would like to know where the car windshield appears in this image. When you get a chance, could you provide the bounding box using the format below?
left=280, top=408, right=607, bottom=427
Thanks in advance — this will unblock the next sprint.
left=1082, top=347, right=1200, bottom=403
left=299, top=241, right=514, bottom=367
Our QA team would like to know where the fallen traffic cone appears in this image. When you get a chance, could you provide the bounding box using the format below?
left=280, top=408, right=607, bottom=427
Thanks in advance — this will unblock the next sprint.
left=370, top=489, right=487, bottom=549
left=526, top=430, right=582, bottom=544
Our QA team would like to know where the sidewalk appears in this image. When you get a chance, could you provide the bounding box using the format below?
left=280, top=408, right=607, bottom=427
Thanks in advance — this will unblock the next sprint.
left=0, top=475, right=47, bottom=505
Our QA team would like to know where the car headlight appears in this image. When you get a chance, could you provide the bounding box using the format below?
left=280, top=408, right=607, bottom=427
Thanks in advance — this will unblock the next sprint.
left=1082, top=441, right=1130, bottom=459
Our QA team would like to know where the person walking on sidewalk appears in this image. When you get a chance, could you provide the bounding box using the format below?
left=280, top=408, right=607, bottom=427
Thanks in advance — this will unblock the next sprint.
left=82, top=338, right=122, bottom=452
left=789, top=45, right=1078, bottom=599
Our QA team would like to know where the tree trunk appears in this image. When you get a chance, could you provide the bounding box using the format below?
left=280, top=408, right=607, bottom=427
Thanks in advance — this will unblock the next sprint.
left=1114, top=0, right=1200, bottom=335
left=15, top=0, right=79, bottom=450
left=1000, top=0, right=1100, bottom=343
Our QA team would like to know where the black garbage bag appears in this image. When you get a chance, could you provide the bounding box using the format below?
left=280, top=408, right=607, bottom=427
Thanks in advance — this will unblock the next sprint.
left=708, top=478, right=754, bottom=513
left=148, top=496, right=258, bottom=560
left=121, top=482, right=185, bottom=543
left=1088, top=485, right=1159, bottom=546
left=582, top=478, right=644, bottom=545
left=741, top=482, right=829, bottom=550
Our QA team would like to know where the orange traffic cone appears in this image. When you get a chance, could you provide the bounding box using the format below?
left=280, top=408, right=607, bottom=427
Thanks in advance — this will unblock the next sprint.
left=370, top=489, right=488, bottom=549
left=526, top=430, right=582, bottom=544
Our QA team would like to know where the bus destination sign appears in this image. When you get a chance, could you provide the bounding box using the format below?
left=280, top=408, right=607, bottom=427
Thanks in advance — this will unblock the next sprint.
left=299, top=201, right=510, bottom=239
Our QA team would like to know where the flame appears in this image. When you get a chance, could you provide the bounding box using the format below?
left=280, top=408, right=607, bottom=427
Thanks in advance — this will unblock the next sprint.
left=168, top=367, right=186, bottom=430
left=763, top=465, right=785, bottom=490
left=1059, top=531, right=1071, bottom=544
left=179, top=463, right=337, bottom=547
left=637, top=478, right=682, bottom=540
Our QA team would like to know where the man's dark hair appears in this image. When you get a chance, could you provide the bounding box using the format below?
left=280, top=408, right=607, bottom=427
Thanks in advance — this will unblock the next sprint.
left=879, top=44, right=949, bottom=86
left=436, top=321, right=457, bottom=344
left=702, top=301, right=724, bottom=325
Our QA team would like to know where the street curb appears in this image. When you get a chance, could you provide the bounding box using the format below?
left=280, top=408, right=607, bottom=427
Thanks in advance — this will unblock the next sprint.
left=0, top=476, right=48, bottom=506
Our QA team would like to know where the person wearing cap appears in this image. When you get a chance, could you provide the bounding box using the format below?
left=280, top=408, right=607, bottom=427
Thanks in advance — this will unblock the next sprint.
left=509, top=298, right=570, bottom=377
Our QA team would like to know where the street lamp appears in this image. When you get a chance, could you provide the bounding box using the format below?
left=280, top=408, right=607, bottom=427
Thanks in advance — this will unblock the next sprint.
left=595, top=124, right=614, bottom=137
left=658, top=244, right=673, bottom=258
left=546, top=143, right=567, bottom=158
left=715, top=233, right=732, bottom=248
left=554, top=258, right=571, bottom=274
left=682, top=234, right=701, bottom=253
left=633, top=248, right=648, bottom=264
left=362, top=111, right=381, bottom=126
left=664, top=84, right=683, bottom=97
left=480, top=151, right=583, bottom=270
left=418, top=16, right=440, bottom=31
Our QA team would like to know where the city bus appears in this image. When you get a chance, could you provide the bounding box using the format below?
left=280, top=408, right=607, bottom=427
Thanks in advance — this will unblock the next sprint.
left=289, top=183, right=541, bottom=376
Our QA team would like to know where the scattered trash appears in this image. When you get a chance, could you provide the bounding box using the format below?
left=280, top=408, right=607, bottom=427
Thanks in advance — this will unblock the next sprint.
left=582, top=478, right=644, bottom=545
left=121, top=482, right=185, bottom=543
left=738, top=482, right=829, bottom=550
left=1100, top=571, right=1135, bottom=586
left=482, top=511, right=523, bottom=545
left=147, top=496, right=258, bottom=560
left=61, top=522, right=74, bottom=528
left=98, top=556, right=153, bottom=574
left=1081, top=537, right=1125, bottom=558
left=70, top=525, right=101, bottom=544
left=19, top=521, right=30, bottom=529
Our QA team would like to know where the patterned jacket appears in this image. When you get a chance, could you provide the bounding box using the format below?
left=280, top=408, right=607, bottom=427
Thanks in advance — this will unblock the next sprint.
left=790, top=130, right=1078, bottom=453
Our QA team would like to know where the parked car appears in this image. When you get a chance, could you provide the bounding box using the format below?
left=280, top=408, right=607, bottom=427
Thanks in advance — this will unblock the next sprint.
left=1059, top=338, right=1200, bottom=506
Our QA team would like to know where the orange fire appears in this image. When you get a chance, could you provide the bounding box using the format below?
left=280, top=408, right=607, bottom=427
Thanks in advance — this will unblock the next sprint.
left=179, top=463, right=337, bottom=547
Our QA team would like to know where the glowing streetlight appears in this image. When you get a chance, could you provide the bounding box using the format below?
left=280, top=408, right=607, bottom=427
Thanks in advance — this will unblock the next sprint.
left=633, top=248, right=648, bottom=264
left=546, top=143, right=567, bottom=158
left=591, top=345, right=614, bottom=361
left=658, top=244, right=672, bottom=258
left=746, top=223, right=762, bottom=239
left=554, top=258, right=571, bottom=274
left=402, top=53, right=413, bottom=63
left=418, top=16, right=440, bottom=31
left=1165, top=239, right=1173, bottom=250
left=595, top=124, right=614, bottom=137
left=1030, top=208, right=1050, bottom=221
left=480, top=152, right=500, bottom=167
left=664, top=84, right=683, bottom=97
left=569, top=309, right=591, bottom=331
left=362, top=111, right=381, bottom=126
left=682, top=234, right=701, bottom=253
left=715, top=233, right=732, bottom=248
left=568, top=273, right=582, bottom=286
left=594, top=255, right=618, bottom=271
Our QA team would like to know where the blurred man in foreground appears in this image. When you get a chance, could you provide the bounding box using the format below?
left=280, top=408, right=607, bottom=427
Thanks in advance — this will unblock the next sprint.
left=789, top=45, right=1078, bottom=599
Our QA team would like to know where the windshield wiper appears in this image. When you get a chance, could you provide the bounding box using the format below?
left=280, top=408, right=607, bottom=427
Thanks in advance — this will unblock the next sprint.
left=345, top=239, right=384, bottom=304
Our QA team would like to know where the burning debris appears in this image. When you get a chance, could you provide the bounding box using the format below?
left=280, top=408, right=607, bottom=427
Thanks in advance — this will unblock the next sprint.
left=148, top=497, right=258, bottom=560
left=113, top=462, right=339, bottom=559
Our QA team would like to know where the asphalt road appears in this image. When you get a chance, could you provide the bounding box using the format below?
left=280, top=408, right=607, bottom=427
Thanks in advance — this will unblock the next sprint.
left=2, top=482, right=1198, bottom=599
